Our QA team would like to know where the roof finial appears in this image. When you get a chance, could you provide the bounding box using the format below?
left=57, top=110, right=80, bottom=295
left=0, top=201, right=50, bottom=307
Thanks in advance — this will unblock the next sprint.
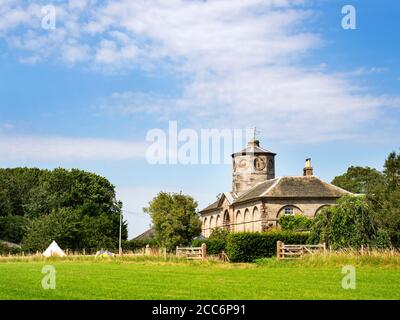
left=251, top=126, right=260, bottom=141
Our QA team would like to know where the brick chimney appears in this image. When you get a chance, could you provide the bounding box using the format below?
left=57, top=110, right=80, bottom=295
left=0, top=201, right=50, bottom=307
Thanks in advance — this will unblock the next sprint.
left=303, top=158, right=313, bottom=176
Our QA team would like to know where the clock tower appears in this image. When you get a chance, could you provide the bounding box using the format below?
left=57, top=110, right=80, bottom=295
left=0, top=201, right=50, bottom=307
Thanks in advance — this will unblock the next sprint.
left=231, top=139, right=276, bottom=195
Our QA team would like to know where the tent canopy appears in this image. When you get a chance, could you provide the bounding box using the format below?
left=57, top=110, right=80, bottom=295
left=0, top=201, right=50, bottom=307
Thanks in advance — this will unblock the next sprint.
left=43, top=240, right=66, bottom=257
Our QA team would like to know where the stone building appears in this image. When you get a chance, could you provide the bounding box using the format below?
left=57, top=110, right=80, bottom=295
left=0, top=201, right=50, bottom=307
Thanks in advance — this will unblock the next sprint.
left=200, top=139, right=352, bottom=237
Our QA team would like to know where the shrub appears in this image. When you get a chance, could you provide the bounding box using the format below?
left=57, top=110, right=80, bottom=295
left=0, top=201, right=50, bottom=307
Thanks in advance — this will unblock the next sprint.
left=278, top=214, right=312, bottom=231
left=0, top=242, right=22, bottom=255
left=226, top=231, right=309, bottom=262
left=122, top=239, right=157, bottom=251
left=309, top=196, right=392, bottom=249
left=192, top=228, right=229, bottom=255
left=192, top=238, right=226, bottom=255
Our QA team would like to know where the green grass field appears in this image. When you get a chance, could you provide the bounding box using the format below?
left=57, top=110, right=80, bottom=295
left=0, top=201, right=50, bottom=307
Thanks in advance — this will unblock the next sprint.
left=0, top=256, right=399, bottom=300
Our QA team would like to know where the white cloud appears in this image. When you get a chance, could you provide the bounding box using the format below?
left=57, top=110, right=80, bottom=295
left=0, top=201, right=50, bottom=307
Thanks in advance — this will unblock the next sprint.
left=0, top=135, right=147, bottom=161
left=1, top=0, right=399, bottom=142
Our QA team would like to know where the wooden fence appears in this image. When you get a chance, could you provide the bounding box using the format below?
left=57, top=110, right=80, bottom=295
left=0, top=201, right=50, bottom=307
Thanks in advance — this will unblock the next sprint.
left=176, top=243, right=207, bottom=260
left=277, top=241, right=326, bottom=260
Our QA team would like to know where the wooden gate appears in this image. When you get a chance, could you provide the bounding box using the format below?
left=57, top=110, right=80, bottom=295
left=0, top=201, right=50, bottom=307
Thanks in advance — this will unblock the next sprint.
left=176, top=243, right=207, bottom=260
left=277, top=241, right=326, bottom=260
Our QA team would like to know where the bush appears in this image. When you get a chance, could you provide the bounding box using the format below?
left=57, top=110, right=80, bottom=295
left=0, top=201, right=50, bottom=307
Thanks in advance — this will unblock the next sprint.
left=192, top=228, right=229, bottom=255
left=278, top=214, right=312, bottom=231
left=0, top=242, right=22, bottom=255
left=309, top=196, right=392, bottom=249
left=226, top=231, right=309, bottom=262
left=192, top=238, right=226, bottom=255
left=122, top=239, right=157, bottom=251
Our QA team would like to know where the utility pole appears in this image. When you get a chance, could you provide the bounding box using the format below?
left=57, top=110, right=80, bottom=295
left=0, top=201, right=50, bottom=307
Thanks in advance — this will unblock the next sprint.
left=119, top=209, right=123, bottom=256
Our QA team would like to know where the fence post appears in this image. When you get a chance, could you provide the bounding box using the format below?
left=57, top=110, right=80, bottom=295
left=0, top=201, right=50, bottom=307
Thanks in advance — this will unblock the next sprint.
left=361, top=244, right=364, bottom=256
left=176, top=246, right=179, bottom=257
left=201, top=243, right=207, bottom=260
left=83, top=248, right=85, bottom=256
left=276, top=241, right=282, bottom=260
left=323, top=242, right=326, bottom=254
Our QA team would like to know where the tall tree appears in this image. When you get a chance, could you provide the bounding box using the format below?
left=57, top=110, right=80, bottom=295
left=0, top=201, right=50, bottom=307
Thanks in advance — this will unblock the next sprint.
left=331, top=166, right=384, bottom=194
left=144, top=192, right=201, bottom=250
left=309, top=196, right=390, bottom=249
left=375, top=151, right=400, bottom=245
left=0, top=167, right=127, bottom=250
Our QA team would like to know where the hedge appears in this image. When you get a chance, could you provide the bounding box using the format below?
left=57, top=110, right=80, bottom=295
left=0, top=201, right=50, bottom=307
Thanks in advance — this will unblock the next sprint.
left=192, top=239, right=226, bottom=255
left=122, top=239, right=157, bottom=251
left=0, top=243, right=22, bottom=255
left=226, top=231, right=310, bottom=262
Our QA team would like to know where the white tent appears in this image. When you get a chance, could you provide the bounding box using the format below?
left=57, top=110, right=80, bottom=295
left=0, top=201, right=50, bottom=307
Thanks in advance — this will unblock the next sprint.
left=43, top=241, right=66, bottom=257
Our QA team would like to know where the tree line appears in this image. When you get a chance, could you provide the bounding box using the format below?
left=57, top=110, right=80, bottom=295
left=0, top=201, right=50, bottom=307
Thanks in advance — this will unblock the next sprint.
left=0, top=168, right=127, bottom=252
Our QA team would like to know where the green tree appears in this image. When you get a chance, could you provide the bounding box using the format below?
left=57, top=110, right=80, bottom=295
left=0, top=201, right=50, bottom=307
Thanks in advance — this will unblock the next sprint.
left=23, top=208, right=82, bottom=251
left=0, top=215, right=29, bottom=243
left=144, top=192, right=201, bottom=250
left=331, top=166, right=384, bottom=194
left=209, top=228, right=229, bottom=242
left=309, top=196, right=390, bottom=249
left=373, top=151, right=400, bottom=245
left=23, top=208, right=127, bottom=252
left=278, top=214, right=312, bottom=231
left=0, top=167, right=127, bottom=250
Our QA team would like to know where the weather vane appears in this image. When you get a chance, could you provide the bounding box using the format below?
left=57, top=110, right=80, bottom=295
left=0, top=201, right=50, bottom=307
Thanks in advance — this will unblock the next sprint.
left=251, top=126, right=261, bottom=140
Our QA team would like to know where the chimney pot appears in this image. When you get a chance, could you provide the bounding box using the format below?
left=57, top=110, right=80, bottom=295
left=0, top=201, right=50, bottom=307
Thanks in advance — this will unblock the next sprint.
left=303, top=158, right=313, bottom=176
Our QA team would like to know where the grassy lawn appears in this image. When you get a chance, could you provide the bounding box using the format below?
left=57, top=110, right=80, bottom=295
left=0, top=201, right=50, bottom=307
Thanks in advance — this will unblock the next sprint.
left=0, top=257, right=399, bottom=299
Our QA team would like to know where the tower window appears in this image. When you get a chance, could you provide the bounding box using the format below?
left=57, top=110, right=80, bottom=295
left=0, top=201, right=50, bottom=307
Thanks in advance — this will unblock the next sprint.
left=284, top=207, right=294, bottom=215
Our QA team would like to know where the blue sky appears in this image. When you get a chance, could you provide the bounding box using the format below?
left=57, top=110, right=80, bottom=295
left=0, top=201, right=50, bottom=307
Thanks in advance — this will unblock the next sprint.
left=0, top=0, right=399, bottom=237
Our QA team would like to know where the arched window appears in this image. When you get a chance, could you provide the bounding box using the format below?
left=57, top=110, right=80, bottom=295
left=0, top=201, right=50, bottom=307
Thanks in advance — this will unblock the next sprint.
left=203, top=217, right=208, bottom=237
left=277, top=205, right=302, bottom=218
left=252, top=207, right=260, bottom=232
left=209, top=216, right=214, bottom=234
left=216, top=214, right=221, bottom=228
left=236, top=210, right=243, bottom=232
left=315, top=205, right=331, bottom=216
left=244, top=209, right=251, bottom=232
left=223, top=210, right=230, bottom=231
left=284, top=207, right=294, bottom=215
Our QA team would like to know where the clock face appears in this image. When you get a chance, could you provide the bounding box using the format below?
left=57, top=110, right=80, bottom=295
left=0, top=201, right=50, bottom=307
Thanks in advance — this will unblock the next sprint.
left=254, top=157, right=266, bottom=171
left=239, top=159, right=248, bottom=168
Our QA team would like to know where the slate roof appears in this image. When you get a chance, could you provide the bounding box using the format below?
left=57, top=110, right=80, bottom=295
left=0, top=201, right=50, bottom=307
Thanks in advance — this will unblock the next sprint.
left=132, top=228, right=154, bottom=241
left=201, top=192, right=236, bottom=212
left=200, top=176, right=352, bottom=212
left=201, top=199, right=220, bottom=212
left=231, top=139, right=276, bottom=157
left=235, top=176, right=352, bottom=203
